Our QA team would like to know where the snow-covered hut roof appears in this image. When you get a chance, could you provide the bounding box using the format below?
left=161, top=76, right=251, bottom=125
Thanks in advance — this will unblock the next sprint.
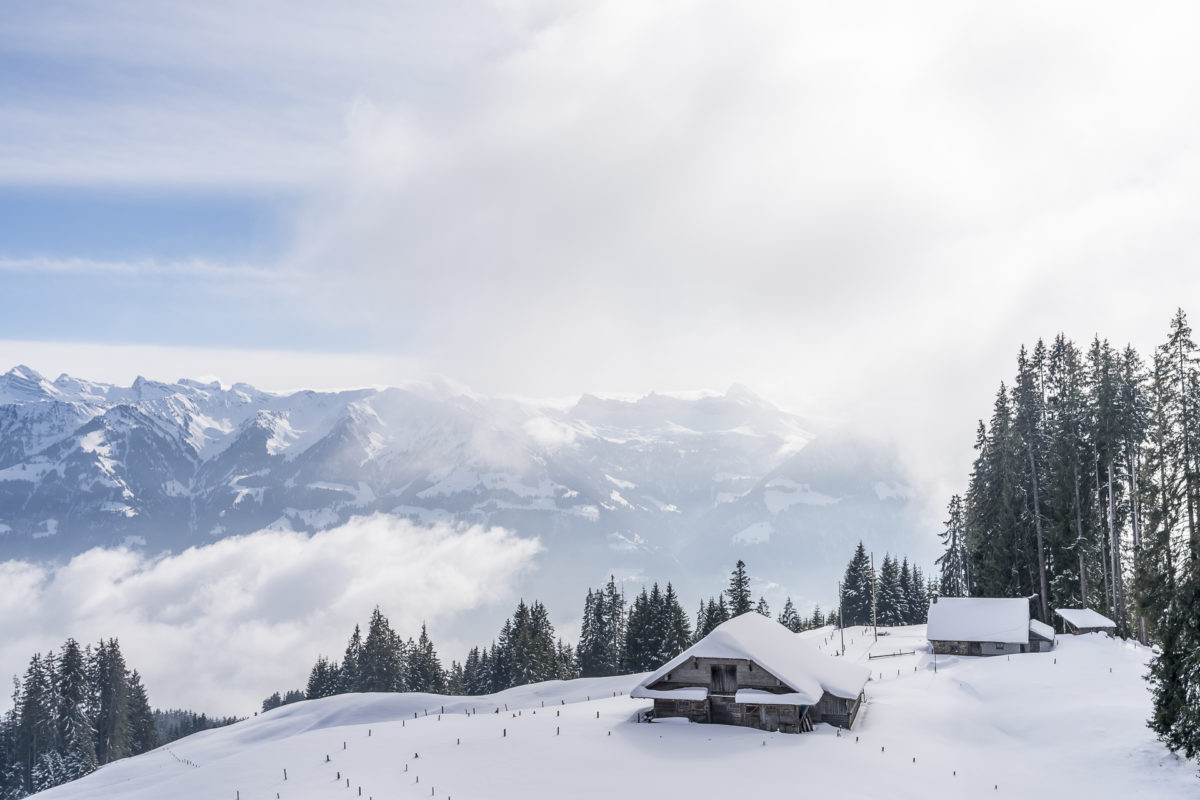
left=1055, top=608, right=1116, bottom=630
left=926, top=597, right=1030, bottom=645
left=1029, top=619, right=1055, bottom=641
left=631, top=612, right=870, bottom=705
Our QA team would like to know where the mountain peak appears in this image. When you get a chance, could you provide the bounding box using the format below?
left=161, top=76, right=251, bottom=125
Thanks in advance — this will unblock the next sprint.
left=0, top=364, right=60, bottom=401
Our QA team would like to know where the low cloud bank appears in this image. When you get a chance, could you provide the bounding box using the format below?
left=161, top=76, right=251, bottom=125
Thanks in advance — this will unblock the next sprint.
left=0, top=515, right=541, bottom=716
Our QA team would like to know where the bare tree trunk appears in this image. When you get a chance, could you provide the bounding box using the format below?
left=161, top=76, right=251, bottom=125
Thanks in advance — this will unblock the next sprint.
left=1097, top=453, right=1110, bottom=615
left=1108, top=462, right=1125, bottom=637
left=1074, top=461, right=1087, bottom=605
left=1128, top=448, right=1147, bottom=644
left=1028, top=442, right=1050, bottom=622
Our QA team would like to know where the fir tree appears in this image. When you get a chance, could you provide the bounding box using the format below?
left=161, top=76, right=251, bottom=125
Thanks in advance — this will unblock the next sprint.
left=338, top=625, right=364, bottom=693
left=776, top=597, right=802, bottom=633
left=406, top=624, right=446, bottom=694
left=726, top=560, right=753, bottom=616
left=360, top=608, right=405, bottom=693
left=841, top=542, right=873, bottom=626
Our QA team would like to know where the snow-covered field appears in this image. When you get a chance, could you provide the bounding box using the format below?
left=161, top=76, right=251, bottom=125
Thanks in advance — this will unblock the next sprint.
left=33, top=627, right=1198, bottom=799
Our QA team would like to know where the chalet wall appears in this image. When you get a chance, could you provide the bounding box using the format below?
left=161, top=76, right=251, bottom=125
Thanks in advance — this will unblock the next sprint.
left=930, top=640, right=1025, bottom=657
left=649, top=657, right=788, bottom=693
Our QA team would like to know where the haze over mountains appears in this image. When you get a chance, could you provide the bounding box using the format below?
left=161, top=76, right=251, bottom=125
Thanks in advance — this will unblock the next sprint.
left=0, top=364, right=928, bottom=611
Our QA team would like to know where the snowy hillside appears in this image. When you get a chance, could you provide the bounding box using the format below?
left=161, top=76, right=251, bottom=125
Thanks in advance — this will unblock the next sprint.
left=30, top=631, right=1197, bottom=800
left=0, top=366, right=928, bottom=608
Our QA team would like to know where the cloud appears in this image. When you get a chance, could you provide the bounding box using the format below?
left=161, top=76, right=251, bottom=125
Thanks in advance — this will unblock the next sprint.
left=4, top=0, right=1200, bottom=520
left=0, top=515, right=541, bottom=716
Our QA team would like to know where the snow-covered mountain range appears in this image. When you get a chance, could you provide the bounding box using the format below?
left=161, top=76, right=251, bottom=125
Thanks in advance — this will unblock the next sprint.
left=0, top=365, right=927, bottom=607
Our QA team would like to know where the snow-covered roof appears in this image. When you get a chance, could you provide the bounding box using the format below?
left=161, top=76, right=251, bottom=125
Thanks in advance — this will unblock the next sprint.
left=734, top=689, right=810, bottom=705
left=1055, top=608, right=1116, bottom=630
left=632, top=612, right=870, bottom=704
left=634, top=687, right=708, bottom=701
left=1029, top=619, right=1055, bottom=641
left=926, top=598, right=1030, bottom=645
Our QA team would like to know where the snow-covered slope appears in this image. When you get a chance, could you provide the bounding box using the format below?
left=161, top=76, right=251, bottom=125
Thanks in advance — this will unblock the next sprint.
left=30, top=631, right=1197, bottom=799
left=0, top=366, right=927, bottom=607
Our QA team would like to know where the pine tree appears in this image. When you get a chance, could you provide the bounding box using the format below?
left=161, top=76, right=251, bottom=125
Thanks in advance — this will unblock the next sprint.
left=446, top=661, right=465, bottom=695
left=338, top=625, right=364, bottom=693
left=662, top=583, right=692, bottom=661
left=406, top=624, right=446, bottom=694
left=936, top=495, right=970, bottom=597
left=841, top=542, right=873, bottom=625
left=91, top=640, right=131, bottom=765
left=360, top=608, right=405, bottom=693
left=776, top=597, right=802, bottom=633
left=726, top=560, right=752, bottom=616
left=755, top=597, right=770, bottom=617
left=13, top=653, right=54, bottom=792
left=126, top=671, right=156, bottom=756
left=53, top=638, right=97, bottom=782
left=622, top=589, right=654, bottom=673
left=305, top=656, right=341, bottom=699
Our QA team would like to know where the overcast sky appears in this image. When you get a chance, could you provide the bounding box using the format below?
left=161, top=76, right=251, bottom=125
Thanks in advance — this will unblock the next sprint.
left=2, top=0, right=1200, bottom=711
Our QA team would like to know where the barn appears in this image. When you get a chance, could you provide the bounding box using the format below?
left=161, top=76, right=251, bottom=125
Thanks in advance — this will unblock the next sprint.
left=926, top=597, right=1047, bottom=656
left=1055, top=608, right=1117, bottom=636
left=631, top=612, right=870, bottom=733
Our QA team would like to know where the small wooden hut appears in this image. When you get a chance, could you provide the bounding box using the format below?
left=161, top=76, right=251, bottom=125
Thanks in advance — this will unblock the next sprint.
left=631, top=613, right=869, bottom=733
left=1028, top=619, right=1055, bottom=653
left=926, top=597, right=1035, bottom=656
left=1055, top=608, right=1117, bottom=636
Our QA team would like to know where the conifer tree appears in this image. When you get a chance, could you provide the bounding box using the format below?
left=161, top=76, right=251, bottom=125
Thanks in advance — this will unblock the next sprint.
left=305, top=656, right=341, bottom=699
left=662, top=583, right=692, bottom=660
left=841, top=542, right=873, bottom=625
left=53, top=638, right=97, bottom=782
left=406, top=624, right=446, bottom=694
left=126, top=671, right=156, bottom=757
left=776, top=597, right=802, bottom=633
left=360, top=608, right=406, bottom=693
left=91, top=640, right=131, bottom=765
left=726, top=560, right=753, bottom=616
left=937, top=495, right=970, bottom=597
left=338, top=625, right=364, bottom=694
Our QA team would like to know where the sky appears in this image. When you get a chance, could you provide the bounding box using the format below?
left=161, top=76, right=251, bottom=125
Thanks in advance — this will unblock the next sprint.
left=2, top=0, right=1200, bottom=712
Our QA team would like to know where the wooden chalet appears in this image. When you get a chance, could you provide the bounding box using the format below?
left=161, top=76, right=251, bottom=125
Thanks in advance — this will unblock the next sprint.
left=1055, top=608, right=1117, bottom=636
left=631, top=612, right=869, bottom=734
left=927, top=597, right=1052, bottom=656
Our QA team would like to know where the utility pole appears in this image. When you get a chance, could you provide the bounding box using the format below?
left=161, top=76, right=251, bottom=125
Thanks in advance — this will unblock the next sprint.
left=838, top=581, right=846, bottom=656
left=871, top=552, right=878, bottom=643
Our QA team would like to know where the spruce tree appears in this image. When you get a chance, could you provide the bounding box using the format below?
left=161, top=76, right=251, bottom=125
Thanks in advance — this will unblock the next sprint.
left=360, top=608, right=405, bottom=693
left=53, top=638, right=97, bottom=782
left=406, top=624, right=446, bottom=694
left=726, top=560, right=753, bottom=616
left=776, top=597, right=802, bottom=632
left=91, top=640, right=131, bottom=765
left=126, top=671, right=156, bottom=756
left=937, top=495, right=970, bottom=597
left=841, top=542, right=873, bottom=625
left=338, top=625, right=364, bottom=693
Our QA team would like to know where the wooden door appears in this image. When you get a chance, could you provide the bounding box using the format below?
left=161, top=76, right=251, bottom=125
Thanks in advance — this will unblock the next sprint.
left=710, top=664, right=737, bottom=694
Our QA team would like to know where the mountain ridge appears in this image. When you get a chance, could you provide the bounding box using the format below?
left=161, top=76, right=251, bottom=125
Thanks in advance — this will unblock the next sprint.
left=0, top=365, right=927, bottom=611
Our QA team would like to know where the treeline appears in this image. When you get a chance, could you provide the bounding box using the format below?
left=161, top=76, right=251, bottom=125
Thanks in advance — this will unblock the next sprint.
left=0, top=639, right=156, bottom=798
left=936, top=309, right=1200, bottom=763
left=292, top=558, right=884, bottom=708
left=153, top=709, right=240, bottom=745
left=841, top=542, right=932, bottom=627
